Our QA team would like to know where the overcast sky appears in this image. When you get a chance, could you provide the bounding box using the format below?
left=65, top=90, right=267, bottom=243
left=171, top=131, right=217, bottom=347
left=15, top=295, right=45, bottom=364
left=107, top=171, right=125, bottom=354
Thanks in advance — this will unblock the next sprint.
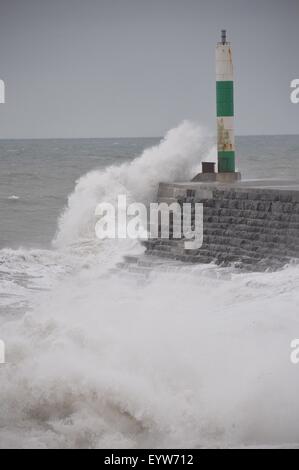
left=0, top=0, right=298, bottom=138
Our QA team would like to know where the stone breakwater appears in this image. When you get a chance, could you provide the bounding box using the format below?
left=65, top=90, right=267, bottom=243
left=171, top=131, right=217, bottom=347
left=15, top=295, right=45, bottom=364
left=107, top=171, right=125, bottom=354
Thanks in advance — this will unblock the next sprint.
left=144, top=181, right=299, bottom=271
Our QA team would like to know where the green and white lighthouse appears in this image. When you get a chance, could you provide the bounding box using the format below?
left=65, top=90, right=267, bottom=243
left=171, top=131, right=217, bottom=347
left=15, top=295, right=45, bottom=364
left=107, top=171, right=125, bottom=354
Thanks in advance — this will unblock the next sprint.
left=192, top=30, right=240, bottom=183
left=216, top=30, right=235, bottom=173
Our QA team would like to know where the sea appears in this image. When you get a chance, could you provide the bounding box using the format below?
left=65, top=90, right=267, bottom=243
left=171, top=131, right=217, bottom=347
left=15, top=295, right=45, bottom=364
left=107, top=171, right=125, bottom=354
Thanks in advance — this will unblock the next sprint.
left=0, top=121, right=299, bottom=448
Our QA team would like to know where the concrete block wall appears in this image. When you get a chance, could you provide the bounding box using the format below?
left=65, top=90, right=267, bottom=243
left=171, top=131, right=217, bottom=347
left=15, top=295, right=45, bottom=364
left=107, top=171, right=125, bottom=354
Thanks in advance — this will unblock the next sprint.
left=144, top=183, right=299, bottom=271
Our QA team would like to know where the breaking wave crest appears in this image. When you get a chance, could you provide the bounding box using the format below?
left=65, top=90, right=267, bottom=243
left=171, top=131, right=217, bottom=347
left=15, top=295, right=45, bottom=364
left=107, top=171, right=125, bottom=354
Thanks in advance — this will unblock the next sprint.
left=54, top=121, right=214, bottom=251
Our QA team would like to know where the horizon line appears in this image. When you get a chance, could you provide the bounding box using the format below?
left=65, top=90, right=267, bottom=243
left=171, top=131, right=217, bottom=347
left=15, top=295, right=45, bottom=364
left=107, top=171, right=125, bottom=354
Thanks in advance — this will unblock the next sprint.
left=0, top=133, right=298, bottom=141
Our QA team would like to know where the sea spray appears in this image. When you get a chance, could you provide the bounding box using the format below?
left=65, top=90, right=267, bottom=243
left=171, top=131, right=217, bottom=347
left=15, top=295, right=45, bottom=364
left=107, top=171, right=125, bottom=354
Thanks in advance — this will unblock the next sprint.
left=53, top=121, right=215, bottom=250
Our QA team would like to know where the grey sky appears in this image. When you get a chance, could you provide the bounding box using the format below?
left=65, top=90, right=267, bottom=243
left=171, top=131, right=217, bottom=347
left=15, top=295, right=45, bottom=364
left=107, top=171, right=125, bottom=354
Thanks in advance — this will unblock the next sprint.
left=0, top=0, right=298, bottom=138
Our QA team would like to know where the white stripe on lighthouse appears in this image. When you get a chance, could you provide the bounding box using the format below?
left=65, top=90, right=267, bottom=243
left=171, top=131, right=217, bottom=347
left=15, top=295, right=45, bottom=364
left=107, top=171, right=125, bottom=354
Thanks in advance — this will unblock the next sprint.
left=216, top=44, right=233, bottom=81
left=217, top=117, right=235, bottom=152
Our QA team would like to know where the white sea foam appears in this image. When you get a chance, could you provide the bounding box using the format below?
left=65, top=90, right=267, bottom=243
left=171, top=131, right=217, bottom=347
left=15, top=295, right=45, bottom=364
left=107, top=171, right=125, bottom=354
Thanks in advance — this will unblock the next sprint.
left=1, top=260, right=299, bottom=449
left=0, top=122, right=299, bottom=449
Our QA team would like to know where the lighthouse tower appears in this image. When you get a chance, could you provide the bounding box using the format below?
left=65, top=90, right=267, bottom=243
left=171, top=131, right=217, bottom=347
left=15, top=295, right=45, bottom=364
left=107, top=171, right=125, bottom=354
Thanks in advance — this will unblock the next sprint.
left=192, top=30, right=241, bottom=183
left=216, top=30, right=236, bottom=173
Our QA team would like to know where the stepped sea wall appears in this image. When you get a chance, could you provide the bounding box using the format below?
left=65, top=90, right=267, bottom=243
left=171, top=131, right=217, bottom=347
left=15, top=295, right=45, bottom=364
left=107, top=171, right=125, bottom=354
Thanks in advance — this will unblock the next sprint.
left=144, top=181, right=299, bottom=270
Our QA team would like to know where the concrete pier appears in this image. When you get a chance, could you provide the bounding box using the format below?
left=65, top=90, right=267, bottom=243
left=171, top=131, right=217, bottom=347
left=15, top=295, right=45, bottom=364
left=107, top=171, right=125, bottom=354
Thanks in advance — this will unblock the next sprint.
left=144, top=180, right=299, bottom=271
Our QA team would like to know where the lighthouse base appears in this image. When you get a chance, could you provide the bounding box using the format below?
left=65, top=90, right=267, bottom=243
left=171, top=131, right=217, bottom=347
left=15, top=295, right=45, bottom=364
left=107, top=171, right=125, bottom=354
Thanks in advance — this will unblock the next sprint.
left=216, top=172, right=242, bottom=183
left=192, top=172, right=241, bottom=184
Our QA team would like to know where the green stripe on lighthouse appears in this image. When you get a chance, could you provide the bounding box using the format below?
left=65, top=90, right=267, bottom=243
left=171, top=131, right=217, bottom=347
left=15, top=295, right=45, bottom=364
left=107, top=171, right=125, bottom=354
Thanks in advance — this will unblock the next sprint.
left=217, top=151, right=235, bottom=172
left=216, top=81, right=234, bottom=117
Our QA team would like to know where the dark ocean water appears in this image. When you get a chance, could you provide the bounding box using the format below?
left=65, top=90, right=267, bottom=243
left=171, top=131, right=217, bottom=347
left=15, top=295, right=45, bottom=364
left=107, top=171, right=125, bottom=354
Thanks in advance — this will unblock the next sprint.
left=0, top=137, right=157, bottom=248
